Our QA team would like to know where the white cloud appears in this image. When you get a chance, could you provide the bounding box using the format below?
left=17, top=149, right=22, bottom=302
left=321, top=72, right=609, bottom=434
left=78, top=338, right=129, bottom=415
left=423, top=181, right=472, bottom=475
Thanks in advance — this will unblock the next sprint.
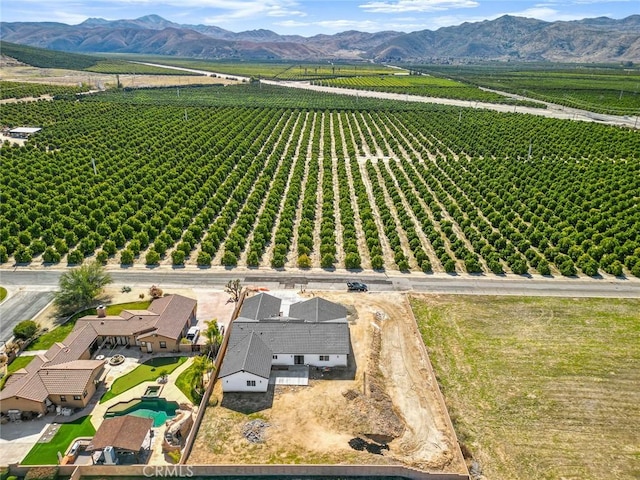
left=508, top=6, right=594, bottom=21
left=276, top=18, right=386, bottom=32
left=317, top=19, right=382, bottom=31
left=360, top=0, right=478, bottom=14
left=200, top=0, right=305, bottom=24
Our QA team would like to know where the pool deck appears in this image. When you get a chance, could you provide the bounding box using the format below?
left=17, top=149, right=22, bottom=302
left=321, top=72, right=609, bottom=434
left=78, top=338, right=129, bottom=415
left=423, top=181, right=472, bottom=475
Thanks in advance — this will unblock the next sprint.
left=90, top=357, right=194, bottom=430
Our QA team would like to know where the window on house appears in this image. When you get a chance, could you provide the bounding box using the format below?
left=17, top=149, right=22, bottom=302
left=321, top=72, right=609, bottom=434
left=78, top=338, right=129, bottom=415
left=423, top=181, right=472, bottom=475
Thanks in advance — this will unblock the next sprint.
left=83, top=390, right=88, bottom=398
left=160, top=341, right=167, bottom=348
left=319, top=355, right=329, bottom=361
left=272, top=355, right=278, bottom=359
left=60, top=395, right=67, bottom=402
left=247, top=380, right=256, bottom=387
left=73, top=395, right=82, bottom=401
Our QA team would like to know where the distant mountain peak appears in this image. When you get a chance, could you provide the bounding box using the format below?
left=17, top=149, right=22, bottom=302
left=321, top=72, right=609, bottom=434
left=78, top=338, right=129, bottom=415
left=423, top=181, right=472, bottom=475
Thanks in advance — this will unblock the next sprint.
left=2, top=14, right=638, bottom=62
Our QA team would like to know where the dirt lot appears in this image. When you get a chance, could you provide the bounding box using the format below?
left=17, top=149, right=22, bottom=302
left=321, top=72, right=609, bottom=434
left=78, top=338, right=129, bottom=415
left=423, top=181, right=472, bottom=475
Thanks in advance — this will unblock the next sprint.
left=0, top=64, right=237, bottom=90
left=189, top=291, right=466, bottom=474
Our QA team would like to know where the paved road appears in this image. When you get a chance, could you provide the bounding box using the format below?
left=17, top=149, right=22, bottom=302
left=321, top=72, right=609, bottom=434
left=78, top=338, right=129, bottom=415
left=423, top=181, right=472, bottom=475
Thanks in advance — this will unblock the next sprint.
left=1, top=268, right=638, bottom=299
left=121, top=61, right=638, bottom=129
left=261, top=80, right=639, bottom=129
left=0, top=290, right=54, bottom=343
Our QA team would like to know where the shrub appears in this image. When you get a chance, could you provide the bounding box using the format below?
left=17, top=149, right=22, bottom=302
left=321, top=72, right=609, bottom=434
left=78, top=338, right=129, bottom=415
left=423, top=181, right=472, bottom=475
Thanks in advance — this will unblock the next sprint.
left=145, top=250, right=160, bottom=265
left=14, top=246, right=32, bottom=264
left=120, top=249, right=134, bottom=265
left=421, top=259, right=432, bottom=273
left=371, top=255, right=384, bottom=270
left=444, top=259, right=457, bottom=273
left=297, top=254, right=312, bottom=268
left=42, top=246, right=61, bottom=264
left=25, top=466, right=58, bottom=480
left=537, top=259, right=551, bottom=276
left=197, top=251, right=212, bottom=266
left=66, top=249, right=84, bottom=265
left=247, top=250, right=260, bottom=267
left=171, top=250, right=185, bottom=265
left=344, top=252, right=361, bottom=269
left=222, top=251, right=237, bottom=266
left=13, top=320, right=38, bottom=340
left=320, top=252, right=335, bottom=268
left=95, top=250, right=108, bottom=265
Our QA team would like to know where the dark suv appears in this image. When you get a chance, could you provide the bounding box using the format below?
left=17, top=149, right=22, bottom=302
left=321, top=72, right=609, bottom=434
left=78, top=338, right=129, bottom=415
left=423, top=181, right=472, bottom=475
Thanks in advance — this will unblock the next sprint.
left=347, top=281, right=368, bottom=292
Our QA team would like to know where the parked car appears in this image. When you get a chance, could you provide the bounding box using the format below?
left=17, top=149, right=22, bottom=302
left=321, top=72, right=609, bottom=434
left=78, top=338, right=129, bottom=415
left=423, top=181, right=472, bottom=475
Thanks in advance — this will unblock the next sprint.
left=347, top=281, right=368, bottom=292
left=185, top=326, right=200, bottom=343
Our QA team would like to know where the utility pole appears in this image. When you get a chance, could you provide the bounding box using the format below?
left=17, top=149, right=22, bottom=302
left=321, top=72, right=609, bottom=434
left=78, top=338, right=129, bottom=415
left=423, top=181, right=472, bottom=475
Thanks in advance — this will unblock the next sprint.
left=91, top=158, right=97, bottom=175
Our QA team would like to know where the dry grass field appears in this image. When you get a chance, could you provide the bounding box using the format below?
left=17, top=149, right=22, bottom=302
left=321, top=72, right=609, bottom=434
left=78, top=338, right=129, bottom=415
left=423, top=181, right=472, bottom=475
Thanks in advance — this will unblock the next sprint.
left=411, top=295, right=640, bottom=480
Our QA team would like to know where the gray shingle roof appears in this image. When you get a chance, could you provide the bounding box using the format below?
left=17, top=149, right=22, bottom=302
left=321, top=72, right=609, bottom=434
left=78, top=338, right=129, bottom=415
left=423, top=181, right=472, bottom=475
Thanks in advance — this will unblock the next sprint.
left=237, top=293, right=281, bottom=322
left=229, top=321, right=350, bottom=355
left=289, top=297, right=347, bottom=323
left=219, top=332, right=272, bottom=379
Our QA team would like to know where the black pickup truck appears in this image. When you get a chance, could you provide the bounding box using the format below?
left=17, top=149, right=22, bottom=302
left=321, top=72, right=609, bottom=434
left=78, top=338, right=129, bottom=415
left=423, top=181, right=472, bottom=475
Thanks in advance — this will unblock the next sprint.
left=346, top=281, right=368, bottom=292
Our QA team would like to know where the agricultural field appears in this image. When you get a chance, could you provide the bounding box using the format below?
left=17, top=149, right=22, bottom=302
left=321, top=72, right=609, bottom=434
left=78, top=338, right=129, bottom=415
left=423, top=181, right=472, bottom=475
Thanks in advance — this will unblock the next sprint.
left=0, top=80, right=90, bottom=100
left=411, top=295, right=640, bottom=480
left=412, top=63, right=640, bottom=115
left=1, top=82, right=639, bottom=277
left=113, top=55, right=397, bottom=80
left=0, top=41, right=199, bottom=76
left=312, top=74, right=545, bottom=107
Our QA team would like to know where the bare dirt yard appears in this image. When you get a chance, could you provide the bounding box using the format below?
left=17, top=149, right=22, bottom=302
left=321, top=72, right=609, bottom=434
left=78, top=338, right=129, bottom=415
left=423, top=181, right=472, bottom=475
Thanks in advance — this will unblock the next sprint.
left=0, top=64, right=237, bottom=90
left=189, top=291, right=466, bottom=474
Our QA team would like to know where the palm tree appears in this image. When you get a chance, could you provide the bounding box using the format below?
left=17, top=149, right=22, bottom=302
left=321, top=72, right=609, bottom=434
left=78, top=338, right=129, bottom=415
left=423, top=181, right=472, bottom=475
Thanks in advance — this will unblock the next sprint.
left=191, top=355, right=214, bottom=401
left=203, top=320, right=223, bottom=357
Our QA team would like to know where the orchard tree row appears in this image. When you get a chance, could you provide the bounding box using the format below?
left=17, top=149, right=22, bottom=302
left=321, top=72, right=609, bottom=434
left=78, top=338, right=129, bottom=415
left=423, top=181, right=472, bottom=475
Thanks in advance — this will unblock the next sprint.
left=1, top=90, right=639, bottom=277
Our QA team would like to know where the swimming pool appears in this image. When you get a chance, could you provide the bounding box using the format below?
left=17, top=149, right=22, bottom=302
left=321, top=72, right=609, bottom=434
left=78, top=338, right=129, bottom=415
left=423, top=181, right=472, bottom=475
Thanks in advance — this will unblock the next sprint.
left=105, top=398, right=179, bottom=427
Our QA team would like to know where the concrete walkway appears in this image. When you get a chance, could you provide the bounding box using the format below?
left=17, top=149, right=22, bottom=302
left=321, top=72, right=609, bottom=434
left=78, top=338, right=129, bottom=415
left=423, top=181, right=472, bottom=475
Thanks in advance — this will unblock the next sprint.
left=0, top=355, right=195, bottom=466
left=90, top=356, right=194, bottom=429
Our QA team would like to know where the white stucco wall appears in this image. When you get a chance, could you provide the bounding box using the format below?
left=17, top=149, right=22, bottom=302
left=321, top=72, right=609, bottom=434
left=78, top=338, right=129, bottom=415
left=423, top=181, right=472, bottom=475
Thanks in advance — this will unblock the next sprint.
left=270, top=353, right=347, bottom=368
left=221, top=371, right=269, bottom=392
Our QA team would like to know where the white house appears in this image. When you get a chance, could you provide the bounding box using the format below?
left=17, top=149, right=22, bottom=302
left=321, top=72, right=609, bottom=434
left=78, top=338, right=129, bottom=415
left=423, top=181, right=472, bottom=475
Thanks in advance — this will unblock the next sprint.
left=219, top=294, right=350, bottom=393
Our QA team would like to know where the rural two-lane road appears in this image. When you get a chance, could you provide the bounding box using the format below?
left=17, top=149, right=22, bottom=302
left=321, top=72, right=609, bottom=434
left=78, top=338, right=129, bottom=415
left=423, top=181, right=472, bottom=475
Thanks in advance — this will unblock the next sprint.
left=1, top=268, right=639, bottom=297
left=2, top=268, right=638, bottom=342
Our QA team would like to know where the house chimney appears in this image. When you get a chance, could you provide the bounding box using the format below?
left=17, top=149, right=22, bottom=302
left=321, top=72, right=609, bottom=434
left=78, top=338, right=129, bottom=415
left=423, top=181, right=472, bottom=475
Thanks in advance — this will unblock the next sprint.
left=97, top=305, right=106, bottom=318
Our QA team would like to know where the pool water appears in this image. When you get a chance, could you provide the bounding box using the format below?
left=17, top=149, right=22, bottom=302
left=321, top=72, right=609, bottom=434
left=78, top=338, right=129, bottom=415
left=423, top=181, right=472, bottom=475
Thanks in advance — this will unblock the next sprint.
left=105, top=398, right=179, bottom=427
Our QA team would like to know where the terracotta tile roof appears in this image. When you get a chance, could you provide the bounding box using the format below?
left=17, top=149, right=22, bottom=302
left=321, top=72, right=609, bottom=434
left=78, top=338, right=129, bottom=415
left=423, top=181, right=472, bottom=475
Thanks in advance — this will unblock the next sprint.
left=0, top=369, right=49, bottom=403
left=78, top=294, right=195, bottom=342
left=46, top=323, right=98, bottom=366
left=39, top=360, right=104, bottom=395
left=148, top=294, right=196, bottom=339
left=88, top=415, right=153, bottom=452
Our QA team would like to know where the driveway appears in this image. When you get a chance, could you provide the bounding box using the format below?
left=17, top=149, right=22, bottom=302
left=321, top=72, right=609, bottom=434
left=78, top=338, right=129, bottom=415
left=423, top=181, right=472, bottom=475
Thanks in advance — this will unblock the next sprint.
left=0, top=416, right=50, bottom=465
left=0, top=290, right=54, bottom=343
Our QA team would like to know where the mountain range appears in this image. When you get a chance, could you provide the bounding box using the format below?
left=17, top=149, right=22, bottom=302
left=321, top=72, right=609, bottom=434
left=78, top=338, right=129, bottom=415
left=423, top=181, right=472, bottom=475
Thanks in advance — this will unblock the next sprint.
left=1, top=14, right=639, bottom=63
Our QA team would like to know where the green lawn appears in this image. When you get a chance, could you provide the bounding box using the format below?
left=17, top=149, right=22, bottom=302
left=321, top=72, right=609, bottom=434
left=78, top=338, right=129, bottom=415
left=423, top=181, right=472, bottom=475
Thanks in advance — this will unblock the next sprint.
left=175, top=362, right=200, bottom=404
left=100, top=356, right=187, bottom=404
left=411, top=295, right=640, bottom=480
left=21, top=415, right=95, bottom=465
left=26, top=301, right=151, bottom=351
left=0, top=287, right=7, bottom=302
left=0, top=354, right=35, bottom=390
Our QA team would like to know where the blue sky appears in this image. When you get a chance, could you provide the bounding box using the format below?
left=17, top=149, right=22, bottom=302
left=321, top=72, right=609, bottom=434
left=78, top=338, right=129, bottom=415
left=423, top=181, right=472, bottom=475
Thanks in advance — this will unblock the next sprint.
left=1, top=0, right=637, bottom=36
